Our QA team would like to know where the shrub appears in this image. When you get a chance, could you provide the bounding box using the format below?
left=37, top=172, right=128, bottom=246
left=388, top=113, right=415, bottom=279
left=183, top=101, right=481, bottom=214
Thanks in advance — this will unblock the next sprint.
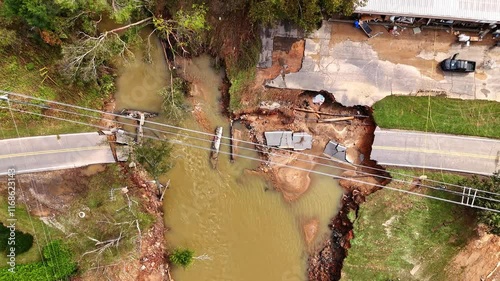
left=459, top=172, right=500, bottom=234
left=25, top=62, right=35, bottom=71
left=0, top=240, right=77, bottom=280
left=134, top=139, right=173, bottom=180
left=170, top=248, right=194, bottom=268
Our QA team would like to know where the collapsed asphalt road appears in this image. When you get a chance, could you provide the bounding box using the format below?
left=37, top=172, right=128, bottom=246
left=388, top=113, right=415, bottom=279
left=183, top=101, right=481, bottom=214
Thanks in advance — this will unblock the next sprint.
left=0, top=132, right=115, bottom=175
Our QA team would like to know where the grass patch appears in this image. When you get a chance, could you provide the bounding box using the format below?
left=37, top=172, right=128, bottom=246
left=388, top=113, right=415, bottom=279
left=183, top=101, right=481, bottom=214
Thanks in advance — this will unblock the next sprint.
left=342, top=168, right=476, bottom=281
left=0, top=240, right=77, bottom=281
left=0, top=37, right=110, bottom=139
left=372, top=95, right=500, bottom=139
left=57, top=164, right=154, bottom=271
left=228, top=68, right=255, bottom=111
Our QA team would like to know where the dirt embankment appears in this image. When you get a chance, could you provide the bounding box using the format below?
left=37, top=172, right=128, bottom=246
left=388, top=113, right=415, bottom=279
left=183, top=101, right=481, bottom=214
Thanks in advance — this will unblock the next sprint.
left=308, top=190, right=358, bottom=281
left=80, top=166, right=171, bottom=281
left=308, top=174, right=390, bottom=281
left=126, top=167, right=171, bottom=281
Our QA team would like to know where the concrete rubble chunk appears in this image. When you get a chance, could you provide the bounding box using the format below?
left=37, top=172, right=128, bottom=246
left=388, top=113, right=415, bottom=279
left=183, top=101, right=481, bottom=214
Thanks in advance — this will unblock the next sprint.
left=116, top=145, right=130, bottom=162
left=323, top=140, right=347, bottom=163
left=292, top=132, right=313, bottom=151
left=265, top=131, right=294, bottom=148
left=265, top=131, right=313, bottom=150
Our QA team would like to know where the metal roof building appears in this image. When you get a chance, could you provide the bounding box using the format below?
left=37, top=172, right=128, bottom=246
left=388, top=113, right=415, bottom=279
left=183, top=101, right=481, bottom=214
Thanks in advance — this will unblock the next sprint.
left=355, top=0, right=500, bottom=23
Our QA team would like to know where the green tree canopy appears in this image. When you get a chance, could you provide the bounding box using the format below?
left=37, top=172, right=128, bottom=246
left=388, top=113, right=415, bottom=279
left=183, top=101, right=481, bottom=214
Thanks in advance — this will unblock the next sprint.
left=2, top=0, right=60, bottom=30
left=322, top=0, right=368, bottom=16
left=249, top=0, right=367, bottom=32
left=153, top=4, right=210, bottom=55
left=1, top=0, right=142, bottom=37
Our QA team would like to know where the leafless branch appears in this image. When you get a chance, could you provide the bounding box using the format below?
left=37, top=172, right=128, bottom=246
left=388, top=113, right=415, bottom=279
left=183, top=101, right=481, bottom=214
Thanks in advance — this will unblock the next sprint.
left=82, top=230, right=123, bottom=257
left=159, top=179, right=170, bottom=201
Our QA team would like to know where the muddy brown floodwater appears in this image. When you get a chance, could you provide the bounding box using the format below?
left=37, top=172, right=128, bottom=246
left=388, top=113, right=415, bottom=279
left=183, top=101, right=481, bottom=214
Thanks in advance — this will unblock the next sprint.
left=112, top=31, right=345, bottom=279
left=159, top=56, right=344, bottom=281
left=114, top=29, right=168, bottom=112
left=110, top=25, right=342, bottom=276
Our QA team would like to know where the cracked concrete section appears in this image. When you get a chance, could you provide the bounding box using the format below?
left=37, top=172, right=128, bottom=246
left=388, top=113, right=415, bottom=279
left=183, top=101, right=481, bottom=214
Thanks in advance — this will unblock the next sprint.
left=266, top=21, right=500, bottom=106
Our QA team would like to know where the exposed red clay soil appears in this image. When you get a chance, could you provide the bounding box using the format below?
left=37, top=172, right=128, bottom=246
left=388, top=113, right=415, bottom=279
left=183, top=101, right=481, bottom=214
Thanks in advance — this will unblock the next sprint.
left=128, top=167, right=171, bottom=281
left=236, top=87, right=389, bottom=280
left=446, top=225, right=500, bottom=281
left=255, top=38, right=305, bottom=88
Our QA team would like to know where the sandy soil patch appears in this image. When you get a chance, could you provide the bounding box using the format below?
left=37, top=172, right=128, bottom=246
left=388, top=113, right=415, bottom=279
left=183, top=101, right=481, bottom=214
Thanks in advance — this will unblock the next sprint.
left=303, top=218, right=320, bottom=246
left=270, top=151, right=315, bottom=201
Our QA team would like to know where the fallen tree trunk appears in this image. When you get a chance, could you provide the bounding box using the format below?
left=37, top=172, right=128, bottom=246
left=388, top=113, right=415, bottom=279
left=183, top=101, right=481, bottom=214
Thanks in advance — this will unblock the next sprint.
left=317, top=117, right=355, bottom=123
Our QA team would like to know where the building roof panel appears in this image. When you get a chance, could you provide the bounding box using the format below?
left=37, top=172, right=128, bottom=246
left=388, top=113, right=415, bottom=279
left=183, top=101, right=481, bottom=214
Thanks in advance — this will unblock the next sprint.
left=355, top=0, right=500, bottom=23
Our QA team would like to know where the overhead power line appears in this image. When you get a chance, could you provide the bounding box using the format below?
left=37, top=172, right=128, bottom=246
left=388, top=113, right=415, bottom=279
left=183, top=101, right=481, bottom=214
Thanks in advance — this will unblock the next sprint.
left=2, top=92, right=500, bottom=207
left=3, top=90, right=500, bottom=198
left=3, top=90, right=498, bottom=195
left=3, top=95, right=500, bottom=206
left=0, top=90, right=500, bottom=196
left=1, top=99, right=499, bottom=213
